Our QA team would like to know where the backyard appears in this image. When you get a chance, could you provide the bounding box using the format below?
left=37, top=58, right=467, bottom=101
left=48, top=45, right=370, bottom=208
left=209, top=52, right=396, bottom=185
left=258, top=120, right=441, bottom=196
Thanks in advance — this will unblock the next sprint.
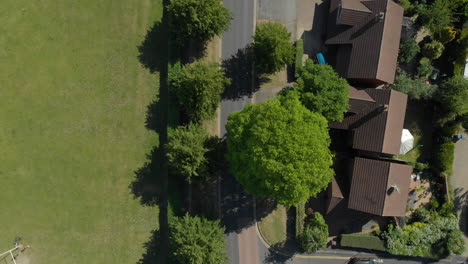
left=0, top=1, right=161, bottom=263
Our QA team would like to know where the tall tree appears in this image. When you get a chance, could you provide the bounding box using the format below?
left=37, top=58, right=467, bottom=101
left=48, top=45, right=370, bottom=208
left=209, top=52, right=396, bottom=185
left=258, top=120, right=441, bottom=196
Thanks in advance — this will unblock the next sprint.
left=418, top=0, right=453, bottom=34
left=436, top=76, right=468, bottom=122
left=168, top=0, right=233, bottom=44
left=391, top=73, right=438, bottom=100
left=226, top=92, right=334, bottom=206
left=253, top=22, right=295, bottom=74
left=295, top=59, right=349, bottom=122
left=299, top=212, right=329, bottom=253
left=170, top=214, right=227, bottom=264
left=170, top=60, right=231, bottom=123
left=166, top=124, right=208, bottom=182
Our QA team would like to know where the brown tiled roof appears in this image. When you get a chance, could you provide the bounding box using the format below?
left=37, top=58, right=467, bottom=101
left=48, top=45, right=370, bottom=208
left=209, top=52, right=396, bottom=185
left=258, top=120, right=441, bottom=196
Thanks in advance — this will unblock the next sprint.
left=348, top=157, right=411, bottom=216
left=326, top=0, right=403, bottom=84
left=327, top=177, right=344, bottom=213
left=329, top=88, right=408, bottom=155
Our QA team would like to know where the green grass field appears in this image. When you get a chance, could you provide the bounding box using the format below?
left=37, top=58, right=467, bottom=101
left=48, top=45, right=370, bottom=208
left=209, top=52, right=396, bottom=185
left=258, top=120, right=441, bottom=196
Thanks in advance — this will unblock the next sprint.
left=257, top=205, right=287, bottom=246
left=0, top=1, right=162, bottom=263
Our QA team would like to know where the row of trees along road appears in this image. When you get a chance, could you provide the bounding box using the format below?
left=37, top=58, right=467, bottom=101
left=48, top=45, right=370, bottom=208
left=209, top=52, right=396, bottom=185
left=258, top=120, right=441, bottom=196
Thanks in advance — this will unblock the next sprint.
left=162, top=0, right=233, bottom=263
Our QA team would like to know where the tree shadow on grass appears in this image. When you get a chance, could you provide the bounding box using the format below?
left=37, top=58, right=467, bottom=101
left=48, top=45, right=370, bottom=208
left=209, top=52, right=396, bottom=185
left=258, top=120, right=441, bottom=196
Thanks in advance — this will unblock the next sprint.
left=135, top=229, right=162, bottom=264
left=138, top=21, right=165, bottom=74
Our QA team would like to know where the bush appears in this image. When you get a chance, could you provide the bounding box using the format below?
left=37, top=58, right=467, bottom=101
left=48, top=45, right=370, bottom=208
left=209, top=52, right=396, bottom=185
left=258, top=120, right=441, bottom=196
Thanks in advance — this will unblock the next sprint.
left=340, top=234, right=386, bottom=251
left=382, top=216, right=461, bottom=258
left=391, top=72, right=438, bottom=100
left=295, top=204, right=306, bottom=239
left=400, top=0, right=415, bottom=16
left=253, top=22, right=295, bottom=74
left=399, top=39, right=420, bottom=64
left=299, top=212, right=328, bottom=253
left=422, top=41, right=445, bottom=59
left=295, top=39, right=304, bottom=78
left=434, top=26, right=457, bottom=44
left=430, top=196, right=440, bottom=209
left=439, top=201, right=455, bottom=217
left=417, top=57, right=433, bottom=77
left=411, top=207, right=432, bottom=223
left=433, top=141, right=455, bottom=175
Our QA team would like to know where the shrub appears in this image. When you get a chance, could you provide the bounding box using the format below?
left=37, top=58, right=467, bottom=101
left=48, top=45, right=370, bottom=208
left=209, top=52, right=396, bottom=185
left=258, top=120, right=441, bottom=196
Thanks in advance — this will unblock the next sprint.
left=422, top=41, right=445, bottom=59
left=400, top=0, right=415, bottom=16
left=433, top=141, right=455, bottom=175
left=434, top=26, right=457, bottom=44
left=295, top=204, right=306, bottom=239
left=340, top=234, right=386, bottom=251
left=439, top=201, right=455, bottom=217
left=411, top=207, right=431, bottom=223
left=382, top=216, right=461, bottom=258
left=430, top=196, right=440, bottom=209
left=399, top=39, right=420, bottom=64
left=253, top=22, right=295, bottom=74
left=299, top=212, right=328, bottom=253
left=391, top=72, right=437, bottom=100
left=295, top=39, right=304, bottom=78
left=416, top=57, right=433, bottom=77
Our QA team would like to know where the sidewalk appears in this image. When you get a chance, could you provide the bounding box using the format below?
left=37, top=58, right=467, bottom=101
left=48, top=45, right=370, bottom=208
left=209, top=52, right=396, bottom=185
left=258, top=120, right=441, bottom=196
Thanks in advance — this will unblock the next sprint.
left=451, top=135, right=468, bottom=257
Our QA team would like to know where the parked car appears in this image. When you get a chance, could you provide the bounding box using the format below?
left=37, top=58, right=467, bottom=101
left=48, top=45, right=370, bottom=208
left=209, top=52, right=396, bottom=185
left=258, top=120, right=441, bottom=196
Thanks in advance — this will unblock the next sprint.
left=349, top=257, right=383, bottom=264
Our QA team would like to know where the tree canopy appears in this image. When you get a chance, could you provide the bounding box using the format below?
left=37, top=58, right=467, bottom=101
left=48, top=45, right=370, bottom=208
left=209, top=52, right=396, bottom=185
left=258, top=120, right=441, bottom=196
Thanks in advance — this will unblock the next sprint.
left=391, top=73, right=438, bottom=100
left=253, top=22, right=295, bottom=74
left=295, top=59, right=349, bottom=122
left=226, top=92, right=334, bottom=206
left=299, top=212, right=328, bottom=253
left=398, top=39, right=420, bottom=64
left=436, top=76, right=468, bottom=122
left=383, top=216, right=464, bottom=258
left=170, top=214, right=227, bottom=264
left=170, top=60, right=231, bottom=123
left=422, top=40, right=445, bottom=60
left=166, top=124, right=209, bottom=182
left=418, top=0, right=453, bottom=34
left=168, top=0, right=233, bottom=44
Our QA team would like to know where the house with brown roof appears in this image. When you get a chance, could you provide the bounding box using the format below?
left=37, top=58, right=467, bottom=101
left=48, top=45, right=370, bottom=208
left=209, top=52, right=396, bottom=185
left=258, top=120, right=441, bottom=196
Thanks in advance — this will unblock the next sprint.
left=326, top=0, right=404, bottom=85
left=326, top=87, right=411, bottom=216
left=348, top=157, right=411, bottom=216
left=330, top=86, right=408, bottom=156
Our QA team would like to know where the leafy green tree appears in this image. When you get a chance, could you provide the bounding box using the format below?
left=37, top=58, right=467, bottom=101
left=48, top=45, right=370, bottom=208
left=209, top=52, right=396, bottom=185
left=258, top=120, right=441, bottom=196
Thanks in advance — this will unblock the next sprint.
left=447, top=230, right=466, bottom=255
left=170, top=214, right=227, bottom=264
left=170, top=60, right=231, bottom=123
left=382, top=216, right=462, bottom=257
left=399, top=39, right=420, bottom=64
left=168, top=0, right=233, bottom=44
left=416, top=57, right=433, bottom=77
left=295, top=59, right=349, bottom=122
left=399, top=0, right=415, bottom=16
left=436, top=76, right=468, bottom=122
left=226, top=92, right=334, bottom=206
left=166, top=124, right=209, bottom=182
left=422, top=40, right=445, bottom=59
left=418, top=0, right=454, bottom=34
left=253, top=22, right=295, bottom=74
left=299, top=212, right=328, bottom=253
left=391, top=73, right=438, bottom=100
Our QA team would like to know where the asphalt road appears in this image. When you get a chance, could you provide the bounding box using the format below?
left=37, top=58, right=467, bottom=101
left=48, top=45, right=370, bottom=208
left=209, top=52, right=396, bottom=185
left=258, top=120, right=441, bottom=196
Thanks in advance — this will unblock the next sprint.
left=220, top=0, right=254, bottom=136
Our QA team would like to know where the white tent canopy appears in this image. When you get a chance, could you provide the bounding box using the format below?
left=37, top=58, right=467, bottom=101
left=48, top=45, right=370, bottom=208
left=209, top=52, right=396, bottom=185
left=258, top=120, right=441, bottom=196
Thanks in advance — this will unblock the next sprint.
left=400, top=129, right=414, bottom=155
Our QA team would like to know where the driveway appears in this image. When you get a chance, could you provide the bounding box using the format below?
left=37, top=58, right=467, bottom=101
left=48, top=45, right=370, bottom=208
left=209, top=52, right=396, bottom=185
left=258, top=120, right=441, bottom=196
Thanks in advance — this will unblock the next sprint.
left=451, top=134, right=468, bottom=257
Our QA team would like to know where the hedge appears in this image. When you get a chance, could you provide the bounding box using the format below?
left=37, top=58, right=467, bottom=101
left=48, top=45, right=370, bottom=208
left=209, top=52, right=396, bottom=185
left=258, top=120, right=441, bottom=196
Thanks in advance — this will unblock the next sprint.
left=295, top=39, right=304, bottom=78
left=433, top=141, right=455, bottom=175
left=295, top=203, right=306, bottom=239
left=340, top=234, right=386, bottom=251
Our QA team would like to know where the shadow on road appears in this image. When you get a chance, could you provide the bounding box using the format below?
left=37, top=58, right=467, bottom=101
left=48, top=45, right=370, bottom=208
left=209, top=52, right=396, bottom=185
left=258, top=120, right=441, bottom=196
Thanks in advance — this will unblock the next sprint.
left=221, top=46, right=270, bottom=100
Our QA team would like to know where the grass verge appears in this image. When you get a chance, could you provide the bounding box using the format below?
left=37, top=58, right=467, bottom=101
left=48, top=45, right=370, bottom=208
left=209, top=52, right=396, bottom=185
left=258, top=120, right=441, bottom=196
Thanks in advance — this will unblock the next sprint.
left=258, top=205, right=287, bottom=245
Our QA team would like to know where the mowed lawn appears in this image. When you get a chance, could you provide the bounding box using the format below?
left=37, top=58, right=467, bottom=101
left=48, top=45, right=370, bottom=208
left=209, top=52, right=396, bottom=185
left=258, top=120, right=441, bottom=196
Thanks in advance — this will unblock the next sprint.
left=0, top=1, right=161, bottom=263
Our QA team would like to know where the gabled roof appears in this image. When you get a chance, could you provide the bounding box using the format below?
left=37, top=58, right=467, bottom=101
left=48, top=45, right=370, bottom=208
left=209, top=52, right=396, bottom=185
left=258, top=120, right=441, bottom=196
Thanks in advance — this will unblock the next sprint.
left=348, top=157, right=411, bottom=216
left=326, top=0, right=403, bottom=84
left=330, top=87, right=408, bottom=155
left=326, top=177, right=345, bottom=213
